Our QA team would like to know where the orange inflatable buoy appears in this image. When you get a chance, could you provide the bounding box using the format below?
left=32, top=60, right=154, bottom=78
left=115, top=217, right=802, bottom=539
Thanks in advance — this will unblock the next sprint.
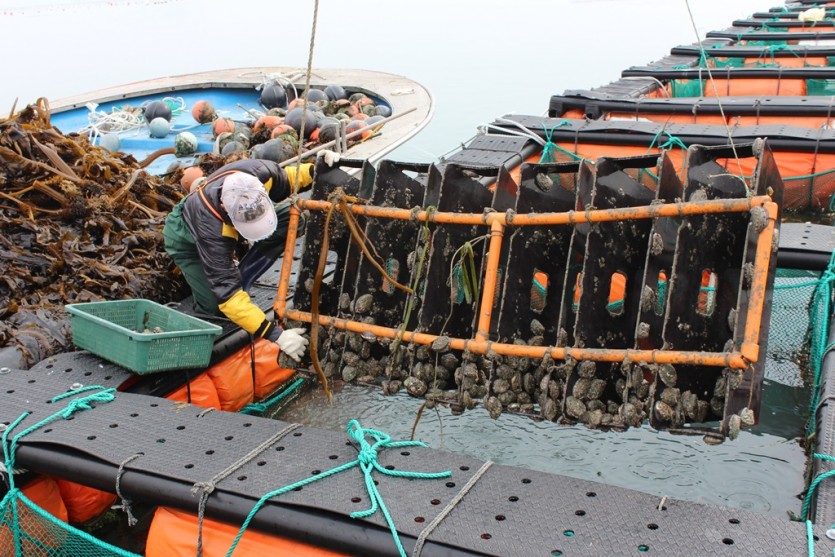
left=55, top=479, right=116, bottom=524
left=166, top=372, right=222, bottom=411
left=0, top=476, right=69, bottom=553
left=212, top=118, right=236, bottom=138
left=191, top=100, right=217, bottom=124
left=146, top=507, right=346, bottom=557
left=253, top=115, right=283, bottom=134
left=206, top=338, right=295, bottom=411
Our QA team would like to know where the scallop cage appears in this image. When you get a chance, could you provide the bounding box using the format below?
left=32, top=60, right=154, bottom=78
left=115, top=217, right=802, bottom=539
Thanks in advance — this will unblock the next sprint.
left=279, top=140, right=784, bottom=439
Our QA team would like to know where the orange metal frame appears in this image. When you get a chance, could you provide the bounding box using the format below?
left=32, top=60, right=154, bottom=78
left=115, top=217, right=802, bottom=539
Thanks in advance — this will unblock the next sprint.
left=273, top=195, right=778, bottom=370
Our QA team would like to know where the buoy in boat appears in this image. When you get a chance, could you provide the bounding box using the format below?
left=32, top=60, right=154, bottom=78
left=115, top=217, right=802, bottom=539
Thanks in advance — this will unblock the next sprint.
left=374, top=104, right=392, bottom=118
left=345, top=119, right=366, bottom=138
left=144, top=100, right=172, bottom=122
left=191, top=100, right=216, bottom=124
left=221, top=141, right=245, bottom=156
left=98, top=133, right=120, bottom=152
left=304, top=89, right=327, bottom=103
left=148, top=117, right=170, bottom=138
left=260, top=84, right=287, bottom=110
left=251, top=138, right=293, bottom=163
left=284, top=107, right=319, bottom=139
left=174, top=132, right=198, bottom=157
left=253, top=115, right=283, bottom=134
left=324, top=84, right=347, bottom=101
left=180, top=166, right=204, bottom=192
left=212, top=118, right=236, bottom=138
left=317, top=118, right=340, bottom=143
left=270, top=124, right=297, bottom=140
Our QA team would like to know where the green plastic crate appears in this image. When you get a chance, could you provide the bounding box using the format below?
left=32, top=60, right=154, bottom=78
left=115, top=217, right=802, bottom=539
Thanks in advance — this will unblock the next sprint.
left=65, top=299, right=222, bottom=374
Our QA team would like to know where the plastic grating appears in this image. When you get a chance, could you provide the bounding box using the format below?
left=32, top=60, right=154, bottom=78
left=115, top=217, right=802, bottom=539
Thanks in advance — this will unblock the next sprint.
left=1, top=366, right=833, bottom=556
left=444, top=135, right=532, bottom=168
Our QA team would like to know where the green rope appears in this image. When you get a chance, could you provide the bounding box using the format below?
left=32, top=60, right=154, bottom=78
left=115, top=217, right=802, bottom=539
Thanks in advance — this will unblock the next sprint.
left=807, top=519, right=815, bottom=557
left=226, top=420, right=451, bottom=557
left=804, top=454, right=835, bottom=521
left=239, top=377, right=305, bottom=416
left=538, top=120, right=571, bottom=164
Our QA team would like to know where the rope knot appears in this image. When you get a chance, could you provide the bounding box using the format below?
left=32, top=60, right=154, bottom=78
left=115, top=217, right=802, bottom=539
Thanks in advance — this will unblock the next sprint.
left=358, top=445, right=378, bottom=466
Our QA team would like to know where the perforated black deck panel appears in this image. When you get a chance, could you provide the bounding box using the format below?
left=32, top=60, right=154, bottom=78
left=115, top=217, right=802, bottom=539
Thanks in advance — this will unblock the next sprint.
left=490, top=115, right=835, bottom=153
left=778, top=223, right=835, bottom=270
left=1, top=365, right=832, bottom=556
left=444, top=135, right=533, bottom=168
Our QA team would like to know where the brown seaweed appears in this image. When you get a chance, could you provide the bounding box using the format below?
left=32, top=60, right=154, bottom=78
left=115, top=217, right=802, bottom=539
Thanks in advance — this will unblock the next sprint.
left=0, top=99, right=189, bottom=366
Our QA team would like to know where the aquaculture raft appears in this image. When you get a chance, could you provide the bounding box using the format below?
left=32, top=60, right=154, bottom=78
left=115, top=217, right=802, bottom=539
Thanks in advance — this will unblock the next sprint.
left=0, top=361, right=829, bottom=556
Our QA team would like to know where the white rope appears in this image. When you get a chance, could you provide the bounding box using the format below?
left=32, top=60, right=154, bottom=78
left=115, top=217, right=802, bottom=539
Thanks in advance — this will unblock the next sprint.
left=683, top=0, right=745, bottom=181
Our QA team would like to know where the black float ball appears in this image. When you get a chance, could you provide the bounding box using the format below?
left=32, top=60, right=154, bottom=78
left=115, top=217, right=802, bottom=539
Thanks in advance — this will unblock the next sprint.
left=283, top=107, right=319, bottom=139
left=260, top=84, right=288, bottom=110
left=324, top=84, right=347, bottom=101
left=144, top=100, right=172, bottom=122
left=305, top=89, right=328, bottom=103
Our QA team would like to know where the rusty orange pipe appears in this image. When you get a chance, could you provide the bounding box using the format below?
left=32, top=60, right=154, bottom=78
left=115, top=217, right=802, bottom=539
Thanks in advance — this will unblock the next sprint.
left=282, top=308, right=748, bottom=368
left=740, top=201, right=778, bottom=363
left=273, top=205, right=302, bottom=317
left=296, top=196, right=771, bottom=227
left=475, top=220, right=505, bottom=341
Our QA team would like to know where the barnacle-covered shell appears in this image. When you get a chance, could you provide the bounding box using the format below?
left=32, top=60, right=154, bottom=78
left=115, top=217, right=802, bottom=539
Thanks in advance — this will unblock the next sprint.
left=496, top=364, right=515, bottom=380
left=728, top=414, right=742, bottom=440
left=620, top=403, right=642, bottom=428
left=543, top=398, right=559, bottom=421
left=658, top=364, right=677, bottom=387
left=523, top=372, right=536, bottom=394
left=493, top=379, right=510, bottom=394
left=654, top=400, right=674, bottom=422
left=739, top=407, right=755, bottom=427
left=354, top=293, right=374, bottom=314
left=710, top=396, right=724, bottom=416
left=584, top=409, right=604, bottom=428
left=339, top=292, right=351, bottom=311
left=681, top=391, right=698, bottom=420
left=431, top=335, right=451, bottom=352
left=572, top=378, right=591, bottom=399
left=484, top=396, right=503, bottom=419
left=713, top=375, right=727, bottom=398
left=727, top=369, right=744, bottom=390
left=565, top=396, right=586, bottom=419
left=441, top=353, right=459, bottom=371
left=342, top=366, right=358, bottom=382
left=404, top=377, right=427, bottom=397
left=588, top=379, right=607, bottom=401
left=530, top=319, right=546, bottom=336
left=696, top=400, right=710, bottom=422
left=660, top=387, right=681, bottom=407
left=577, top=360, right=597, bottom=379
left=342, top=351, right=360, bottom=366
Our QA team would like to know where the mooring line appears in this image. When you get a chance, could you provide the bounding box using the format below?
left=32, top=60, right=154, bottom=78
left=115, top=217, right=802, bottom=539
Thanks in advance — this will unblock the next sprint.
left=412, top=460, right=494, bottom=557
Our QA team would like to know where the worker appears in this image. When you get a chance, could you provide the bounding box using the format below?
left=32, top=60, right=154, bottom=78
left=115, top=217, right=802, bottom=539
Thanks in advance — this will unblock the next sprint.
left=163, top=151, right=340, bottom=361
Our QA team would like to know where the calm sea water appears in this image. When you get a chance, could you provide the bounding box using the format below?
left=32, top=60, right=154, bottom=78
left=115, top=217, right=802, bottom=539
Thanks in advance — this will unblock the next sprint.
left=1, top=0, right=809, bottom=517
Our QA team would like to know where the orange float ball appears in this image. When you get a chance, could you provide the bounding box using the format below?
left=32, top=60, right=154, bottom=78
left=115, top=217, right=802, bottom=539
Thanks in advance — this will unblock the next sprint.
left=212, top=118, right=236, bottom=138
left=180, top=166, right=205, bottom=193
left=253, top=115, right=283, bottom=134
left=270, top=124, right=295, bottom=140
left=191, top=100, right=216, bottom=124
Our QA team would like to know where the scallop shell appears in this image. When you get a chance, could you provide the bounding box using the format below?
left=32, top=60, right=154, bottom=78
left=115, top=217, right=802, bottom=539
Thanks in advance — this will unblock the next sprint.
left=354, top=293, right=374, bottom=314
left=565, top=396, right=586, bottom=419
left=431, top=335, right=451, bottom=352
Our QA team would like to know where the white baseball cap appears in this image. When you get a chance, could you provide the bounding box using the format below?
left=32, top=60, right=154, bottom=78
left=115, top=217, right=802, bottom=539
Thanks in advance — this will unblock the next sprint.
left=220, top=172, right=277, bottom=242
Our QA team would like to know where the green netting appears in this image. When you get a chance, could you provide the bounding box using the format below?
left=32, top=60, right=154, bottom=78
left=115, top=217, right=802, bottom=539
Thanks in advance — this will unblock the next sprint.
left=769, top=268, right=820, bottom=386
left=0, top=387, right=140, bottom=557
left=807, top=78, right=835, bottom=96
left=0, top=490, right=139, bottom=557
left=710, top=57, right=745, bottom=68
left=745, top=39, right=788, bottom=47
left=670, top=79, right=703, bottom=97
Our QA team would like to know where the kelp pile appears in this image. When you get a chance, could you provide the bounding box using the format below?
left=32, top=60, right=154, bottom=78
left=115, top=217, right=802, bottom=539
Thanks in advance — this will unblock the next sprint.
left=0, top=99, right=188, bottom=367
